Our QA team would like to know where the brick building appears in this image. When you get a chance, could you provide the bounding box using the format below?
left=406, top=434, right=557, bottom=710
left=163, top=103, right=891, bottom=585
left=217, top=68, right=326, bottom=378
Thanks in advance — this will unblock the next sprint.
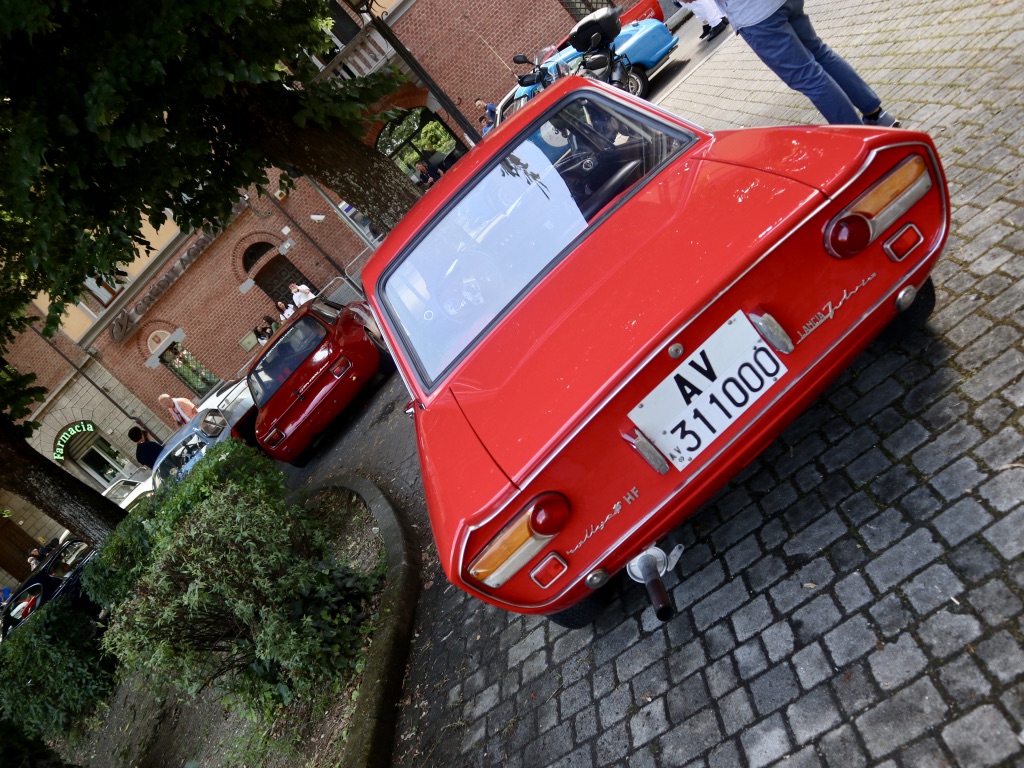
left=0, top=172, right=376, bottom=586
left=0, top=0, right=636, bottom=586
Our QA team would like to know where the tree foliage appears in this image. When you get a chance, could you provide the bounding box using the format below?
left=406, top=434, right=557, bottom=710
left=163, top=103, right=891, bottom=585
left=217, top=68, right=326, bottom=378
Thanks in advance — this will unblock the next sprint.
left=0, top=597, right=114, bottom=741
left=1, top=0, right=416, bottom=331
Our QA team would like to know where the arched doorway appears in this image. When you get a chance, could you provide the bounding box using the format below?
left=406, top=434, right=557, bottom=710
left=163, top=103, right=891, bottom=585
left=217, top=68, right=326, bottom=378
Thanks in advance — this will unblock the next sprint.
left=52, top=420, right=136, bottom=487
left=243, top=242, right=277, bottom=273
left=253, top=254, right=317, bottom=307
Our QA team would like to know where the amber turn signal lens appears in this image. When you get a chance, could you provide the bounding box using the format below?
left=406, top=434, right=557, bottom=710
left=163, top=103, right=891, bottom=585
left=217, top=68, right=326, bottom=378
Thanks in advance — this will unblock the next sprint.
left=825, top=155, right=931, bottom=259
left=469, top=492, right=571, bottom=588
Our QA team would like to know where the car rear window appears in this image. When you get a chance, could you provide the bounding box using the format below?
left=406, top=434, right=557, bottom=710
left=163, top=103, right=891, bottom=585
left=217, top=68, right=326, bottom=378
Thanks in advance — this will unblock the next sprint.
left=247, top=316, right=328, bottom=408
left=382, top=93, right=691, bottom=386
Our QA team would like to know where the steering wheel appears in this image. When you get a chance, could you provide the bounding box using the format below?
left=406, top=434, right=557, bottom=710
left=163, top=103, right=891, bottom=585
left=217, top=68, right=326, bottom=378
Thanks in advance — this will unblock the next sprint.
left=555, top=149, right=600, bottom=177
left=437, top=252, right=503, bottom=323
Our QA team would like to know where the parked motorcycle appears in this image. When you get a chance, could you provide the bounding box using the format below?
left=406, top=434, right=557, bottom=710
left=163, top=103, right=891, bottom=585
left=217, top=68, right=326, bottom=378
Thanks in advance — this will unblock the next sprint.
left=502, top=46, right=570, bottom=122
left=569, top=7, right=634, bottom=93
left=493, top=6, right=677, bottom=126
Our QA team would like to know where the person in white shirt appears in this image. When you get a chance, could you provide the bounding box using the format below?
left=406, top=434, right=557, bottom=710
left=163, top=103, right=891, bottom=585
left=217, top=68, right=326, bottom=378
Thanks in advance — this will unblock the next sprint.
left=289, top=283, right=314, bottom=307
left=277, top=300, right=296, bottom=322
left=158, top=393, right=198, bottom=426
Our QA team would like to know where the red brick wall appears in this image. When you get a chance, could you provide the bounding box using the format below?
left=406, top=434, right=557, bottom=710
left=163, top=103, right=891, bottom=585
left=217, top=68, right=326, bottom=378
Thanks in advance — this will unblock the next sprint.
left=6, top=175, right=371, bottom=430
left=391, top=0, right=576, bottom=129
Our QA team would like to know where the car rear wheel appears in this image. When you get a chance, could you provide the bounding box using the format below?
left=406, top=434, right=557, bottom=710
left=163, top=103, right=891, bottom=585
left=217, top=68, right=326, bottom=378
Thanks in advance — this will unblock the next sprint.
left=627, top=67, right=649, bottom=98
left=882, top=276, right=936, bottom=340
left=547, top=590, right=609, bottom=629
left=365, top=327, right=396, bottom=374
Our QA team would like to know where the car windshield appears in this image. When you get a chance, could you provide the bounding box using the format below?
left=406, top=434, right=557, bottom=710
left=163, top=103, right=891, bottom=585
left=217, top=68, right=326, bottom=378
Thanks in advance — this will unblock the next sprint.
left=219, top=383, right=254, bottom=424
left=381, top=93, right=690, bottom=386
left=103, top=479, right=140, bottom=503
left=247, top=316, right=328, bottom=408
left=154, top=434, right=208, bottom=485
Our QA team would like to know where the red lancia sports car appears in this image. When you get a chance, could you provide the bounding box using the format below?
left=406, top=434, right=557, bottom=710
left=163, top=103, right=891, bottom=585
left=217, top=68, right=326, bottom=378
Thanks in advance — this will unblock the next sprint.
left=247, top=298, right=387, bottom=464
left=362, top=77, right=949, bottom=623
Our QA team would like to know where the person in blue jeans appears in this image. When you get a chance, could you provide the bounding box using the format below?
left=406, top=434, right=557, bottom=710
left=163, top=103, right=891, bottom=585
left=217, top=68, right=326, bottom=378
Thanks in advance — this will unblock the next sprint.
left=696, top=0, right=899, bottom=126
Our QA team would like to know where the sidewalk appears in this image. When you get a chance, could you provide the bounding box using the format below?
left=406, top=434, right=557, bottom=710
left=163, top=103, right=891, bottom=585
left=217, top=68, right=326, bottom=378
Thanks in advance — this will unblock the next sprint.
left=388, top=0, right=1024, bottom=765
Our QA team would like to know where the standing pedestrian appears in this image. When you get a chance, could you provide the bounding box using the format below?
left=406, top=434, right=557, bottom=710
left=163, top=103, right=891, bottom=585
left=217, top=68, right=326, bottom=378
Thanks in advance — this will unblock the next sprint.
left=277, top=300, right=295, bottom=322
left=675, top=0, right=729, bottom=40
left=158, top=393, right=198, bottom=426
left=693, top=0, right=899, bottom=126
left=289, top=283, right=314, bottom=307
left=128, top=426, right=163, bottom=469
left=475, top=98, right=497, bottom=125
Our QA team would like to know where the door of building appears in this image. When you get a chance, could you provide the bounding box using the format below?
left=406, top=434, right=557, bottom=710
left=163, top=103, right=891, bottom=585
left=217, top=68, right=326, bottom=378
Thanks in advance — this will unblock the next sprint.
left=0, top=518, right=41, bottom=583
left=255, top=255, right=318, bottom=307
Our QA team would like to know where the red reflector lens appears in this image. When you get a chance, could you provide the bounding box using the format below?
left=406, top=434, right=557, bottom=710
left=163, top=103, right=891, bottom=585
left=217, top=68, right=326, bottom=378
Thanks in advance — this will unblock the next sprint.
left=829, top=214, right=872, bottom=258
left=331, top=356, right=352, bottom=378
left=884, top=224, right=923, bottom=262
left=529, top=494, right=570, bottom=536
left=531, top=553, right=568, bottom=588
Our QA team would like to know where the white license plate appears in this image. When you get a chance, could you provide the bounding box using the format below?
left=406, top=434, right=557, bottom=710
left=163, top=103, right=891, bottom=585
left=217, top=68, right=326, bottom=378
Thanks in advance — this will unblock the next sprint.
left=629, top=311, right=787, bottom=471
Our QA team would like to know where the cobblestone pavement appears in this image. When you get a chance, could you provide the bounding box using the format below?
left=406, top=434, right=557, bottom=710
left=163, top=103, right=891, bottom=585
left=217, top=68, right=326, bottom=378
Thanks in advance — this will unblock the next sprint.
left=320, top=0, right=1024, bottom=765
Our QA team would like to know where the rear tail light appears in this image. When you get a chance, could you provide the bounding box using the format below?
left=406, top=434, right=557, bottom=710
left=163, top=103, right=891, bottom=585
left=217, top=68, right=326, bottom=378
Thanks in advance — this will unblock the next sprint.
left=265, top=428, right=286, bottom=448
left=330, top=356, right=352, bottom=378
left=825, top=155, right=932, bottom=259
left=468, top=493, right=571, bottom=588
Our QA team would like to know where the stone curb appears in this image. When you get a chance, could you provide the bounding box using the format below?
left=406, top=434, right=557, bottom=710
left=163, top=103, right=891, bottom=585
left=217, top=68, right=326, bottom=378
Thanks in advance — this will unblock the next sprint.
left=302, top=473, right=421, bottom=768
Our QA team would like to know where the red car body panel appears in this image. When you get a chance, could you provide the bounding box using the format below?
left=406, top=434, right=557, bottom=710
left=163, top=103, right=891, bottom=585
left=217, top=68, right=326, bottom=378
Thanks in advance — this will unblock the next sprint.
left=449, top=159, right=822, bottom=482
left=249, top=303, right=380, bottom=463
left=363, top=78, right=950, bottom=616
left=623, top=0, right=665, bottom=23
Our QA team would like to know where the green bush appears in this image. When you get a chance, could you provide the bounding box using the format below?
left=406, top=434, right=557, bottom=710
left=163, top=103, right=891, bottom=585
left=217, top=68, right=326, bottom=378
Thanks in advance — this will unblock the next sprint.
left=0, top=597, right=114, bottom=740
left=101, top=441, right=382, bottom=716
left=81, top=492, right=159, bottom=610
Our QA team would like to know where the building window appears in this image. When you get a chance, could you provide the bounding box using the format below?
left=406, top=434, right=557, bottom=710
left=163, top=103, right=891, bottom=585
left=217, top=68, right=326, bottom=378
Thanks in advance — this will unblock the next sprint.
left=160, top=343, right=219, bottom=398
left=147, top=330, right=171, bottom=354
left=0, top=356, right=18, bottom=382
left=84, top=277, right=121, bottom=307
left=242, top=242, right=277, bottom=273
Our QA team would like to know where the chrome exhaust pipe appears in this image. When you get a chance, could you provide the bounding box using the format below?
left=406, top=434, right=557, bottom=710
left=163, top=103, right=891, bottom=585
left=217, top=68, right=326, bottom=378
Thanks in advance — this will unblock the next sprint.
left=626, top=545, right=683, bottom=622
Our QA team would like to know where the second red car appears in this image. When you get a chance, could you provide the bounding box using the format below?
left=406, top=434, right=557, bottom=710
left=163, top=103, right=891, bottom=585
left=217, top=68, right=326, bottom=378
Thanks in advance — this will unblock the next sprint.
left=247, top=298, right=387, bottom=464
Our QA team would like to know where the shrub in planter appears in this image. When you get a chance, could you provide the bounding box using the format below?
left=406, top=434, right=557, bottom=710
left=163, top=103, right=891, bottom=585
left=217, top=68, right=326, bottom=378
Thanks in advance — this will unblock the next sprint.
left=81, top=493, right=159, bottom=610
left=101, top=441, right=381, bottom=714
left=0, top=597, right=114, bottom=740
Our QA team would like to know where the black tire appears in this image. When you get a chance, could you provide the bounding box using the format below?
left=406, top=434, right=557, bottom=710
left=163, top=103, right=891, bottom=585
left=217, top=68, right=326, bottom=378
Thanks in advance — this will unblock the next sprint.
left=366, top=326, right=396, bottom=375
left=548, top=591, right=607, bottom=629
left=627, top=67, right=649, bottom=98
left=882, top=276, right=936, bottom=340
